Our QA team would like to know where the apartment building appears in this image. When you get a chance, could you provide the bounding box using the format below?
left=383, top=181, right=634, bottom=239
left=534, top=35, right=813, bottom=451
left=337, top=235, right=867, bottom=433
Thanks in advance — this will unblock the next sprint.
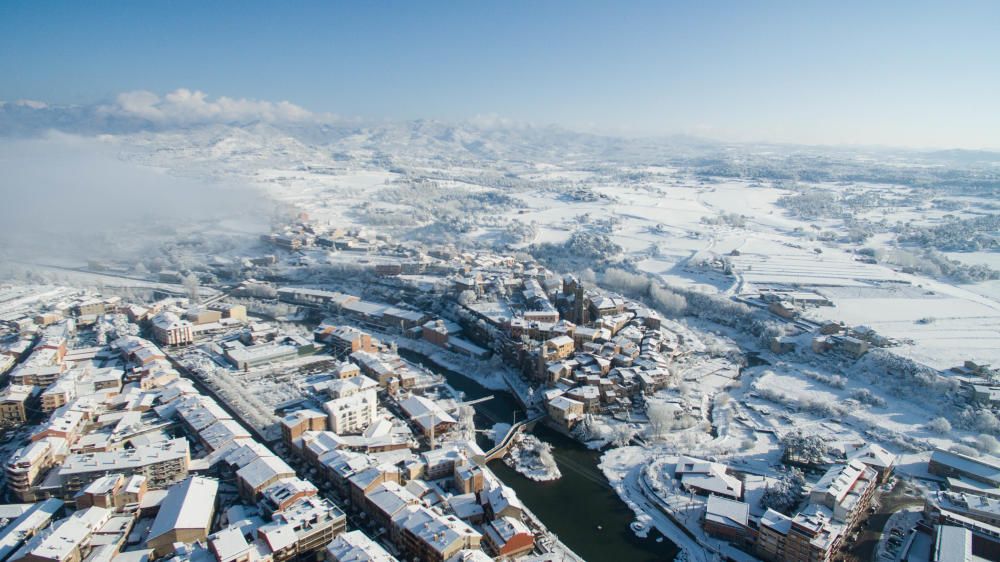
left=323, top=376, right=379, bottom=434
left=392, top=506, right=482, bottom=562
left=316, top=325, right=375, bottom=356
left=0, top=384, right=34, bottom=425
left=150, top=312, right=194, bottom=346
left=57, top=438, right=190, bottom=496
left=6, top=438, right=64, bottom=501
left=75, top=474, right=147, bottom=510
left=257, top=497, right=347, bottom=562
left=280, top=409, right=328, bottom=447
left=809, top=460, right=878, bottom=529
left=757, top=504, right=844, bottom=562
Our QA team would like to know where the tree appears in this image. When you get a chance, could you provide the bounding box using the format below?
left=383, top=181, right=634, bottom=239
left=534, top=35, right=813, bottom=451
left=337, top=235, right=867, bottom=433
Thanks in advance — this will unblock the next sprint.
left=975, top=434, right=1000, bottom=454
left=761, top=469, right=806, bottom=515
left=926, top=417, right=952, bottom=434
left=647, top=402, right=673, bottom=439
left=781, top=432, right=829, bottom=466
left=183, top=273, right=201, bottom=304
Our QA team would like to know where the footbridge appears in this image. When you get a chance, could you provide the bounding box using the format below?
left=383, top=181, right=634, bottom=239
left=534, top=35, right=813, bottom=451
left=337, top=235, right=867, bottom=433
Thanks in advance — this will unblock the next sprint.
left=478, top=411, right=547, bottom=463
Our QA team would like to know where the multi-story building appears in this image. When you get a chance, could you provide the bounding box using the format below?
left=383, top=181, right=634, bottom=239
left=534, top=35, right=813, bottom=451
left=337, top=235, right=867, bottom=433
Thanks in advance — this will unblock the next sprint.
left=482, top=516, right=534, bottom=558
left=364, top=481, right=420, bottom=535
left=421, top=320, right=453, bottom=348
left=260, top=477, right=318, bottom=514
left=399, top=396, right=456, bottom=438
left=224, top=342, right=299, bottom=370
left=0, top=498, right=64, bottom=562
left=848, top=443, right=897, bottom=483
left=544, top=335, right=575, bottom=360
left=758, top=461, right=876, bottom=561
left=323, top=376, right=379, bottom=434
left=324, top=390, right=378, bottom=435
left=392, top=505, right=482, bottom=562
left=40, top=378, right=75, bottom=413
left=349, top=352, right=396, bottom=387
left=6, top=438, right=63, bottom=501
left=317, top=325, right=375, bottom=356
left=57, top=438, right=190, bottom=496
left=702, top=495, right=752, bottom=546
left=928, top=491, right=1000, bottom=528
left=257, top=497, right=347, bottom=562
left=150, top=312, right=194, bottom=346
left=809, top=460, right=878, bottom=529
left=75, top=474, right=147, bottom=510
left=0, top=384, right=34, bottom=425
left=32, top=408, right=84, bottom=443
left=757, top=504, right=845, bottom=562
left=280, top=409, right=328, bottom=447
left=545, top=394, right=584, bottom=430
left=10, top=510, right=104, bottom=562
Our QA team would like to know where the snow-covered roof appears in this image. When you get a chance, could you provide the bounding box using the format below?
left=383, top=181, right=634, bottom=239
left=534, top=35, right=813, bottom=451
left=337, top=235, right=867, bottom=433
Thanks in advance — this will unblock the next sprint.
left=60, top=438, right=189, bottom=476
left=760, top=508, right=792, bottom=534
left=812, top=460, right=873, bottom=504
left=147, top=477, right=218, bottom=541
left=546, top=335, right=574, bottom=348
left=848, top=443, right=896, bottom=469
left=236, top=456, right=295, bottom=490
left=223, top=441, right=276, bottom=469
left=12, top=516, right=93, bottom=562
left=200, top=419, right=252, bottom=452
left=325, top=530, right=398, bottom=562
left=209, top=527, right=249, bottom=562
left=482, top=483, right=524, bottom=515
left=676, top=457, right=742, bottom=498
left=705, top=495, right=749, bottom=529
left=399, top=396, right=457, bottom=429
left=392, top=506, right=479, bottom=556
left=935, top=525, right=973, bottom=562
left=484, top=515, right=530, bottom=545
left=931, top=449, right=1000, bottom=485
left=0, top=498, right=64, bottom=562
left=366, top=481, right=419, bottom=519
left=262, top=477, right=317, bottom=509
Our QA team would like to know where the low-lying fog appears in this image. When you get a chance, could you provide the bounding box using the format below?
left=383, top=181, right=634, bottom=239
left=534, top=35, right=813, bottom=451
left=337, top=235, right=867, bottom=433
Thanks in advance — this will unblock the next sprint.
left=0, top=132, right=274, bottom=265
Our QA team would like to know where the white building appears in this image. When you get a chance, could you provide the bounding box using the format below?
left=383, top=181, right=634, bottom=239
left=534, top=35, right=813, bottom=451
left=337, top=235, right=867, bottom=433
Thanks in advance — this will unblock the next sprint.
left=323, top=376, right=379, bottom=434
left=150, top=312, right=194, bottom=346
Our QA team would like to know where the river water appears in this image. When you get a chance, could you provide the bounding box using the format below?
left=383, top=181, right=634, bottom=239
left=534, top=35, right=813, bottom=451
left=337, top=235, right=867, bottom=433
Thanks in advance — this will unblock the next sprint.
left=402, top=351, right=679, bottom=562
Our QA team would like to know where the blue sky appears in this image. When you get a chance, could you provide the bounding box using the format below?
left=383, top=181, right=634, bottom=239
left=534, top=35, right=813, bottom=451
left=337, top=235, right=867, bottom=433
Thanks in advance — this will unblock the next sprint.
left=1, top=1, right=998, bottom=148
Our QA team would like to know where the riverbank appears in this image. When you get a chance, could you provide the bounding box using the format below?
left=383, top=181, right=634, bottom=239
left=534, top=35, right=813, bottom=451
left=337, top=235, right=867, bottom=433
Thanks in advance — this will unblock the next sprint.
left=408, top=347, right=679, bottom=561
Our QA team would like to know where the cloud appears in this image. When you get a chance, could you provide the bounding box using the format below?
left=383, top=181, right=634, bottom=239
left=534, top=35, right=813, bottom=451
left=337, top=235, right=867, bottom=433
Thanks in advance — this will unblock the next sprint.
left=468, top=113, right=531, bottom=130
left=13, top=99, right=49, bottom=109
left=100, top=88, right=330, bottom=125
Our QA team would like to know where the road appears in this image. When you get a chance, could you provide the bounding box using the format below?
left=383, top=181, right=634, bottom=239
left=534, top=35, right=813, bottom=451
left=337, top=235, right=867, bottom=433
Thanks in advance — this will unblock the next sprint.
left=846, top=479, right=924, bottom=562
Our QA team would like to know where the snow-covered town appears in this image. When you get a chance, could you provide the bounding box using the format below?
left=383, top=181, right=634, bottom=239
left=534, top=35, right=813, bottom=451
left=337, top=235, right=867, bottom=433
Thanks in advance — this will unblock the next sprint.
left=4, top=4, right=1000, bottom=561
left=3, top=204, right=1000, bottom=561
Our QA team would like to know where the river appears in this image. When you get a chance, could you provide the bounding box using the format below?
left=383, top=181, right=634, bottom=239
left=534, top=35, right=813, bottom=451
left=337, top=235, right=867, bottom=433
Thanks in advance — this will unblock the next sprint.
left=402, top=351, right=679, bottom=562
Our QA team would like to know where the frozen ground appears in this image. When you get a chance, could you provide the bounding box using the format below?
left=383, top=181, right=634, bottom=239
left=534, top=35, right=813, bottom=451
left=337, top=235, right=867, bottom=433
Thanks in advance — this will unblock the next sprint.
left=25, top=119, right=992, bottom=369
left=503, top=434, right=562, bottom=482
